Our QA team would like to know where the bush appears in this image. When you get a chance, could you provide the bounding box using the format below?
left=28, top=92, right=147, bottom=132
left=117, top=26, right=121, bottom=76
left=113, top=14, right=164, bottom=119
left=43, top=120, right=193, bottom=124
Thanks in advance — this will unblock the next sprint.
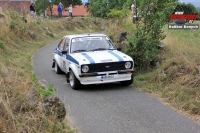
left=124, top=0, right=176, bottom=69
left=9, top=10, right=20, bottom=20
left=0, top=40, right=5, bottom=49
left=87, top=0, right=109, bottom=18
left=108, top=34, right=114, bottom=41
left=107, top=9, right=127, bottom=19
left=10, top=20, right=18, bottom=30
left=39, top=84, right=56, bottom=97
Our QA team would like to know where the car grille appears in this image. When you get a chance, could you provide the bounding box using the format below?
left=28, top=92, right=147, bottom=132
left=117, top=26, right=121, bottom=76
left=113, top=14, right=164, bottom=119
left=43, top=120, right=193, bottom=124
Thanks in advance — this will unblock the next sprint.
left=81, top=62, right=133, bottom=73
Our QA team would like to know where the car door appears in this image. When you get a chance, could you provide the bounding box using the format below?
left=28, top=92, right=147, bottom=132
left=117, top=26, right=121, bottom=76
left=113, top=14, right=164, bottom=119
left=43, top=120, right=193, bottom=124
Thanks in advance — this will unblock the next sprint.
left=57, top=37, right=66, bottom=70
left=61, top=38, right=70, bottom=73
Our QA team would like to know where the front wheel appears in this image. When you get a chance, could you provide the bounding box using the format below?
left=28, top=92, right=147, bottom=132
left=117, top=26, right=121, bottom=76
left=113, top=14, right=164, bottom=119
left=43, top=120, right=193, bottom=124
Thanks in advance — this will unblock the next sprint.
left=55, top=61, right=62, bottom=74
left=69, top=70, right=81, bottom=90
left=120, top=74, right=134, bottom=86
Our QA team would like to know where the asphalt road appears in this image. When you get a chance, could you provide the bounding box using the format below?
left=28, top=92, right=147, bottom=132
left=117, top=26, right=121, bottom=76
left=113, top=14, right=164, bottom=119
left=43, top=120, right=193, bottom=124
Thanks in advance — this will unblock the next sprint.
left=33, top=40, right=200, bottom=133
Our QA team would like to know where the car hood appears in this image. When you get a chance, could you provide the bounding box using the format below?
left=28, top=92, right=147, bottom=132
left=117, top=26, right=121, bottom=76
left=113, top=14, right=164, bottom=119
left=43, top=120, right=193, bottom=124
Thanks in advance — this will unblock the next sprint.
left=70, top=50, right=133, bottom=65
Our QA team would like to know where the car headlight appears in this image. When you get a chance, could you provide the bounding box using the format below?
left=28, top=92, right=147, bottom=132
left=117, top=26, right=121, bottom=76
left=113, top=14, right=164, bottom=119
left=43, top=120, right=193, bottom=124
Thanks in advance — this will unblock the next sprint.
left=82, top=65, right=89, bottom=73
left=125, top=62, right=131, bottom=69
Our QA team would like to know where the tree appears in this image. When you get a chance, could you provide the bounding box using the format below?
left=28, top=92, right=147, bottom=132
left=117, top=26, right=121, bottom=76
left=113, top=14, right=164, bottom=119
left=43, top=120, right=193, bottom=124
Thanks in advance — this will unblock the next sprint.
left=124, top=0, right=177, bottom=68
left=107, top=0, right=125, bottom=10
left=35, top=0, right=52, bottom=16
left=174, top=3, right=198, bottom=14
left=88, top=0, right=130, bottom=18
left=123, top=0, right=135, bottom=10
left=88, top=0, right=109, bottom=18
left=198, top=10, right=200, bottom=20
left=87, top=0, right=144, bottom=18
left=186, top=3, right=198, bottom=13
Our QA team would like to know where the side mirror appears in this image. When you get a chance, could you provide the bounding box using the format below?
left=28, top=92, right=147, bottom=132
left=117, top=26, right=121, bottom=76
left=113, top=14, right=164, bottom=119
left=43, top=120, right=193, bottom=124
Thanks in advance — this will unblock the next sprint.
left=117, top=47, right=122, bottom=51
left=62, top=51, right=68, bottom=54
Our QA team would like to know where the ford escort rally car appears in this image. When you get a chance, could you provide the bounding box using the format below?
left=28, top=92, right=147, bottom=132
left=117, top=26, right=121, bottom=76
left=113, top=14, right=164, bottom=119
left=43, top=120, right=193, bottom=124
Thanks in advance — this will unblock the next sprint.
left=52, top=33, right=134, bottom=90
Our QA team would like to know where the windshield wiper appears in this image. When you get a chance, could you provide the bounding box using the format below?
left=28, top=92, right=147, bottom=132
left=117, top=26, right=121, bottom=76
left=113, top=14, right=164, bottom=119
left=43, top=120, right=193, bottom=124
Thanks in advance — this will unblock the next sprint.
left=72, top=49, right=87, bottom=53
left=108, top=48, right=116, bottom=50
left=89, top=48, right=107, bottom=51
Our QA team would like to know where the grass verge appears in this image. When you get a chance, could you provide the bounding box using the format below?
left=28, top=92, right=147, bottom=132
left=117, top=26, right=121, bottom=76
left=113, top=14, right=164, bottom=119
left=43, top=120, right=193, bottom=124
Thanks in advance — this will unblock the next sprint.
left=0, top=10, right=101, bottom=133
left=134, top=22, right=200, bottom=123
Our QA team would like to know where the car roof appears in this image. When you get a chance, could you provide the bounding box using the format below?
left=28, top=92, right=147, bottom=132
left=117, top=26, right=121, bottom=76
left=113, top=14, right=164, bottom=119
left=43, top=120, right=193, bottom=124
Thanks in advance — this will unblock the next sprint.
left=64, top=33, right=107, bottom=38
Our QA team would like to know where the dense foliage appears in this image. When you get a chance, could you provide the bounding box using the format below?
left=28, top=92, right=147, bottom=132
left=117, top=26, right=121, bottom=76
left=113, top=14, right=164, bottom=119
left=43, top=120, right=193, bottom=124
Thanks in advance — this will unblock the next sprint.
left=107, top=9, right=127, bottom=18
left=87, top=0, right=134, bottom=17
left=88, top=0, right=181, bottom=68
left=87, top=0, right=109, bottom=18
left=174, top=3, right=198, bottom=14
left=35, top=0, right=51, bottom=15
left=124, top=0, right=177, bottom=68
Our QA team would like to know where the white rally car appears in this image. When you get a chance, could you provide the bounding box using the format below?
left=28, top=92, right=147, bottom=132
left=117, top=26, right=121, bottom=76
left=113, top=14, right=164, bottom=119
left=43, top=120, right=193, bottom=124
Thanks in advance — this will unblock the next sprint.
left=52, top=33, right=134, bottom=90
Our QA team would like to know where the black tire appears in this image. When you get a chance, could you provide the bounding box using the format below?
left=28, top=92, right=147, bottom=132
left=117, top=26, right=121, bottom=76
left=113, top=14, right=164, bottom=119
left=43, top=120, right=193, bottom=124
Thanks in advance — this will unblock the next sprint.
left=69, top=70, right=81, bottom=90
left=120, top=74, right=134, bottom=86
left=55, top=61, right=62, bottom=74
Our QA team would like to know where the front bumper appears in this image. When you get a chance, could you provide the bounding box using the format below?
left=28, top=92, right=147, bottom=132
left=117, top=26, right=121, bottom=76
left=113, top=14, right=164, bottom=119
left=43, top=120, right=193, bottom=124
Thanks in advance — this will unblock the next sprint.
left=79, top=69, right=134, bottom=77
left=78, top=69, right=134, bottom=85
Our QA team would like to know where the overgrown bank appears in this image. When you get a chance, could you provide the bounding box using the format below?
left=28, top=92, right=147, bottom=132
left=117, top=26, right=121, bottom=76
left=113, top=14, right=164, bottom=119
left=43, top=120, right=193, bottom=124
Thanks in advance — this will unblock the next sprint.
left=102, top=17, right=200, bottom=123
left=133, top=25, right=200, bottom=123
left=0, top=10, right=101, bottom=132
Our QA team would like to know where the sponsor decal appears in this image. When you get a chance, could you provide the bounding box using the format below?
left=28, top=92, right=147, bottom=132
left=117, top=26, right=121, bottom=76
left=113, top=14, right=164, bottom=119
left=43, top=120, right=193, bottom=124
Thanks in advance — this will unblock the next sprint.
left=100, top=59, right=113, bottom=62
left=80, top=37, right=91, bottom=41
left=100, top=76, right=104, bottom=82
left=72, top=36, right=109, bottom=42
left=90, top=37, right=101, bottom=40
left=75, top=38, right=79, bottom=41
left=102, top=37, right=107, bottom=40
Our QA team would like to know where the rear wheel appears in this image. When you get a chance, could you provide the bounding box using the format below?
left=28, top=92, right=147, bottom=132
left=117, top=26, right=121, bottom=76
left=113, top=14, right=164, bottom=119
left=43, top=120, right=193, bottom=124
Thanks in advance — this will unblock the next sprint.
left=120, top=74, right=134, bottom=86
left=55, top=61, right=62, bottom=74
left=69, top=70, right=81, bottom=90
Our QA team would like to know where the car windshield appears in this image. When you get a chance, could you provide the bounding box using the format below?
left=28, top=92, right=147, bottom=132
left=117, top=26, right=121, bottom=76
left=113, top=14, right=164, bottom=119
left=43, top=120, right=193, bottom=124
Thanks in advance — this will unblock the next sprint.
left=70, top=36, right=116, bottom=53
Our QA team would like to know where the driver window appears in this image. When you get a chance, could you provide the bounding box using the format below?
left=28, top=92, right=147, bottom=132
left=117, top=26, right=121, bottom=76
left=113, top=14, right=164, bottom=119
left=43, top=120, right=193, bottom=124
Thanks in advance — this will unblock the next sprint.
left=64, top=38, right=70, bottom=53
left=58, top=38, right=66, bottom=51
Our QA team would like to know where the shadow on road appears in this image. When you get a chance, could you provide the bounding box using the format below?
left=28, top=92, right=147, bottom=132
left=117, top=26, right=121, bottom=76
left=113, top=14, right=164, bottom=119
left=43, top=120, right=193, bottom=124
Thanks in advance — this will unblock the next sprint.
left=77, top=83, right=133, bottom=92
